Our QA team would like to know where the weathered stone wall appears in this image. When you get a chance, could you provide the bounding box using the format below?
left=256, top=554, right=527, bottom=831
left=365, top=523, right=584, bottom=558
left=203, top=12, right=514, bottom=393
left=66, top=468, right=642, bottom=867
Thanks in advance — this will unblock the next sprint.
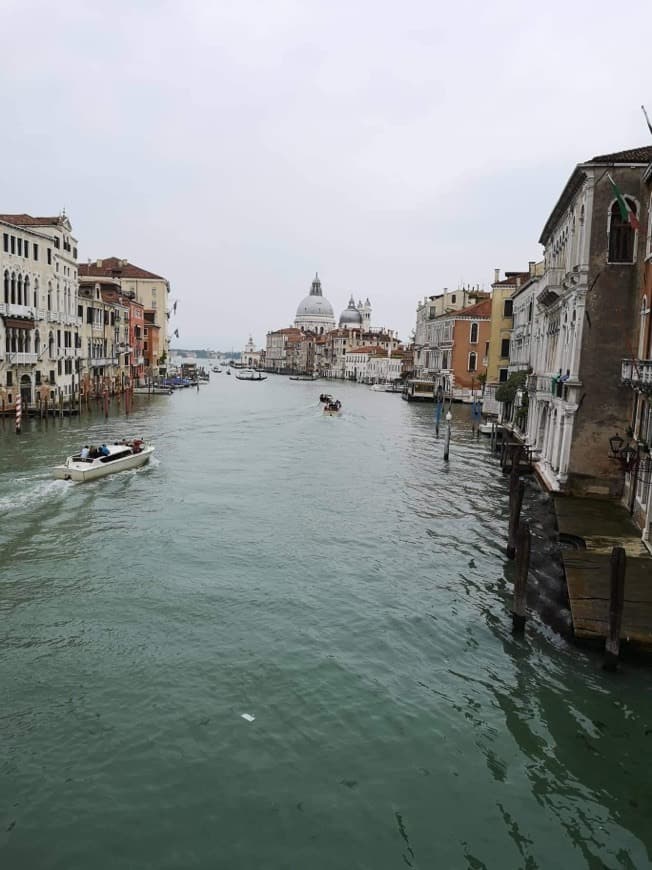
left=567, top=166, right=647, bottom=497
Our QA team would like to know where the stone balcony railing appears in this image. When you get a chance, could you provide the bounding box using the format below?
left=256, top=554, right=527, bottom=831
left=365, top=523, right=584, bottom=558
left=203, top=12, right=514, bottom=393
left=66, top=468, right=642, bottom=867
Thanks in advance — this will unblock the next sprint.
left=0, top=302, right=36, bottom=319
left=88, top=356, right=119, bottom=367
left=6, top=352, right=39, bottom=364
left=622, top=358, right=652, bottom=391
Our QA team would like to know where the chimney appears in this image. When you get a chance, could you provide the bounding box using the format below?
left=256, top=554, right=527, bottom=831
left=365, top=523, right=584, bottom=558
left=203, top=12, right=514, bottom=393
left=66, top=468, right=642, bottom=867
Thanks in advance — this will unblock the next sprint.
left=494, top=268, right=500, bottom=283
left=96, top=259, right=103, bottom=268
left=529, top=261, right=535, bottom=276
left=516, top=277, right=522, bottom=288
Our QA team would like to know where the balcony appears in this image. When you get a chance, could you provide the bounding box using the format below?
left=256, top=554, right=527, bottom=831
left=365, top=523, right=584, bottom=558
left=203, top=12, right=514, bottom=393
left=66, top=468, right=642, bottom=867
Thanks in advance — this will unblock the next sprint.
left=88, top=357, right=119, bottom=367
left=536, top=267, right=564, bottom=306
left=0, top=302, right=36, bottom=319
left=7, top=352, right=39, bottom=364
left=622, top=358, right=652, bottom=391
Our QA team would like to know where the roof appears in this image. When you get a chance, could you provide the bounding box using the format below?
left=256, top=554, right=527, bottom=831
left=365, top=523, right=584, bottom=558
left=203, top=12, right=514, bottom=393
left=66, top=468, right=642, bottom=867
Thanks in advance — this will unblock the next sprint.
left=446, top=299, right=492, bottom=319
left=346, top=345, right=385, bottom=354
left=540, top=145, right=652, bottom=245
left=587, top=146, right=652, bottom=164
left=0, top=213, right=62, bottom=227
left=492, top=272, right=530, bottom=288
left=79, top=257, right=166, bottom=281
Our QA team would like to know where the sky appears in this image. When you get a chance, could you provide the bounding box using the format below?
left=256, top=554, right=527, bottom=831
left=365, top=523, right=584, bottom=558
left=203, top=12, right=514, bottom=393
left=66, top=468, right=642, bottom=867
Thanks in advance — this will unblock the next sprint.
left=2, top=0, right=652, bottom=350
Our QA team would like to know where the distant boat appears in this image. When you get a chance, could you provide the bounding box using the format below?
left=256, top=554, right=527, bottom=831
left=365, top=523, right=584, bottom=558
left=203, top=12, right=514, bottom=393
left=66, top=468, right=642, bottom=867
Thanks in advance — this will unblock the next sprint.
left=370, top=382, right=403, bottom=393
left=289, top=373, right=318, bottom=381
left=323, top=399, right=342, bottom=416
left=235, top=369, right=267, bottom=381
left=212, top=366, right=221, bottom=373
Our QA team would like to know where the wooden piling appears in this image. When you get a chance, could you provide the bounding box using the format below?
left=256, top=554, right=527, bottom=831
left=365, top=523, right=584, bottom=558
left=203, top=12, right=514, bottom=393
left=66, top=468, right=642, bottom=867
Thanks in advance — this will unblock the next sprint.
left=512, top=520, right=530, bottom=633
left=603, top=546, right=626, bottom=671
left=443, top=421, right=451, bottom=461
left=507, top=479, right=524, bottom=559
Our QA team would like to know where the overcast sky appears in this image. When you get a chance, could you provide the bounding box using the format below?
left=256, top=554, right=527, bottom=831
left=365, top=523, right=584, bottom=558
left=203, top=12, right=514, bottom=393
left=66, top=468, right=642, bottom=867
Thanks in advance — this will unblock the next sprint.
left=2, top=0, right=651, bottom=349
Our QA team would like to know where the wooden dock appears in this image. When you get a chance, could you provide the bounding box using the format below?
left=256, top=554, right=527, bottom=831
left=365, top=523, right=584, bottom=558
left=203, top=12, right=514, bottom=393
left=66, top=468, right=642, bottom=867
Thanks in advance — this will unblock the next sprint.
left=554, top=496, right=652, bottom=646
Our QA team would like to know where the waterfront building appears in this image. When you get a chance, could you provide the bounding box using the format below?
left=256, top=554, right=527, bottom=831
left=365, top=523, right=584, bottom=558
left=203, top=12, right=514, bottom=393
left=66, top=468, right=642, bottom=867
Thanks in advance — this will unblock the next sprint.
left=621, top=159, right=652, bottom=541
left=419, top=299, right=491, bottom=400
left=344, top=345, right=386, bottom=382
left=508, top=263, right=544, bottom=377
left=413, top=286, right=489, bottom=376
left=1, top=212, right=82, bottom=410
left=265, top=326, right=302, bottom=373
left=79, top=258, right=170, bottom=378
left=294, top=273, right=336, bottom=334
left=525, top=145, right=652, bottom=496
left=242, top=335, right=263, bottom=368
left=366, top=349, right=406, bottom=384
left=78, top=279, right=131, bottom=394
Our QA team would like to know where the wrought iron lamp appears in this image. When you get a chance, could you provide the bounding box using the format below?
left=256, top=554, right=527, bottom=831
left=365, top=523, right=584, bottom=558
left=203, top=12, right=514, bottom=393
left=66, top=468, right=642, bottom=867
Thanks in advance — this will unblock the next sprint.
left=608, top=433, right=625, bottom=458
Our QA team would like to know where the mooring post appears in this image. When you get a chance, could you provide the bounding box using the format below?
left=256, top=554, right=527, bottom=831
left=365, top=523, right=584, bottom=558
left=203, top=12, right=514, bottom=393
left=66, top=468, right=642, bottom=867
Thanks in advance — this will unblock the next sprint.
left=443, top=410, right=452, bottom=461
left=512, top=520, right=530, bottom=633
left=603, top=546, right=626, bottom=671
left=507, top=479, right=524, bottom=559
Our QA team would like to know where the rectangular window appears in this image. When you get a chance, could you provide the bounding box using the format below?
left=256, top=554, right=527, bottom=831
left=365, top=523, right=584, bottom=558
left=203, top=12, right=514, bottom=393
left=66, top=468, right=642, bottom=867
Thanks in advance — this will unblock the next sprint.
left=35, top=371, right=41, bottom=385
left=485, top=340, right=490, bottom=355
left=500, top=338, right=510, bottom=358
left=78, top=304, right=83, bottom=318
left=47, top=248, right=52, bottom=265
left=17, top=238, right=22, bottom=256
left=58, top=360, right=62, bottom=375
left=73, top=247, right=77, bottom=259
left=499, top=368, right=509, bottom=383
left=50, top=370, right=55, bottom=383
left=54, top=237, right=60, bottom=249
left=33, top=243, right=38, bottom=261
left=6, top=372, right=13, bottom=386
left=503, top=299, right=513, bottom=317
left=2, top=233, right=7, bottom=252
left=10, top=235, right=15, bottom=254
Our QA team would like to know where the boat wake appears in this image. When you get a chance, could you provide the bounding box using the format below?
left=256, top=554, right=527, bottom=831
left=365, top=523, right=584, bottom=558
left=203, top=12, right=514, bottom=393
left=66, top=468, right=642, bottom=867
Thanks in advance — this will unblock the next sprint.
left=0, top=476, right=72, bottom=513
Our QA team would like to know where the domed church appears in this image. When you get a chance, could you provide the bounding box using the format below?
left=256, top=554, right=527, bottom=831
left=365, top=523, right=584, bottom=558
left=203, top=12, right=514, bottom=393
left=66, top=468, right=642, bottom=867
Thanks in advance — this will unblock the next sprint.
left=339, top=296, right=371, bottom=330
left=294, top=273, right=336, bottom=334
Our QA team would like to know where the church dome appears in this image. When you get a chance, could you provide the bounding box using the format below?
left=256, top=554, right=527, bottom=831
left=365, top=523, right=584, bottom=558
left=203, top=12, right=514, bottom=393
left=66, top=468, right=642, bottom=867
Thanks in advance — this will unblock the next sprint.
left=294, top=273, right=335, bottom=329
left=296, top=295, right=334, bottom=319
left=339, top=295, right=362, bottom=327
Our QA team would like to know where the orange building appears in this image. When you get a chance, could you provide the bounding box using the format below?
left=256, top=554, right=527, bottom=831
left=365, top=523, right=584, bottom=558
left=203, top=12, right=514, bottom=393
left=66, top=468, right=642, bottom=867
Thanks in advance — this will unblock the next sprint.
left=429, top=299, right=492, bottom=397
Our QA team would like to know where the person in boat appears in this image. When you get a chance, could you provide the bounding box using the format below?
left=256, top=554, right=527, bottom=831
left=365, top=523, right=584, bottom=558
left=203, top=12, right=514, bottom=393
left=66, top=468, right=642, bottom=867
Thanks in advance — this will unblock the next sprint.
left=80, top=445, right=90, bottom=460
left=89, top=446, right=99, bottom=459
left=100, top=444, right=110, bottom=457
left=132, top=439, right=143, bottom=454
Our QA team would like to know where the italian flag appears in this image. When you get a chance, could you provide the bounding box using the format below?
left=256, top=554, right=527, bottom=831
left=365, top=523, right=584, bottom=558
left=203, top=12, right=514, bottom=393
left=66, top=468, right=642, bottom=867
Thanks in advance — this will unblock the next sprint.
left=608, top=174, right=640, bottom=230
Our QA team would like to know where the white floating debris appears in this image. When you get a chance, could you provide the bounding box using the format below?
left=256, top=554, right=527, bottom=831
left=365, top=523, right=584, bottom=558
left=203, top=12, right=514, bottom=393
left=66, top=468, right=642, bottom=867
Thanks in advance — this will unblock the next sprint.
left=241, top=713, right=255, bottom=722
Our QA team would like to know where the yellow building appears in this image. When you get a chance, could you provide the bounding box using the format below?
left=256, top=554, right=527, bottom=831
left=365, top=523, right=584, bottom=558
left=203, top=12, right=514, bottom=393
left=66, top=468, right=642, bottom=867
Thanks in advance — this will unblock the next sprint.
left=486, top=268, right=531, bottom=385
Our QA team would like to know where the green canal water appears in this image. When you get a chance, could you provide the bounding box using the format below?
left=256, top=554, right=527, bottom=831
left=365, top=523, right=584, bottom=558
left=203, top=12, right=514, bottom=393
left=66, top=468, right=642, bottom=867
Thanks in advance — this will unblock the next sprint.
left=1, top=376, right=651, bottom=869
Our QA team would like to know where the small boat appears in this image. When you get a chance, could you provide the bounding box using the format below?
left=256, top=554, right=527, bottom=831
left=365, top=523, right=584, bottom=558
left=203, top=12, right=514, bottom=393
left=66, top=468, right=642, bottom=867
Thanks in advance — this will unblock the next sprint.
left=319, top=393, right=335, bottom=403
left=289, top=374, right=318, bottom=381
left=323, top=399, right=342, bottom=416
left=235, top=369, right=267, bottom=381
left=212, top=366, right=221, bottom=373
left=133, top=386, right=173, bottom=395
left=53, top=440, right=155, bottom=482
left=226, top=369, right=231, bottom=375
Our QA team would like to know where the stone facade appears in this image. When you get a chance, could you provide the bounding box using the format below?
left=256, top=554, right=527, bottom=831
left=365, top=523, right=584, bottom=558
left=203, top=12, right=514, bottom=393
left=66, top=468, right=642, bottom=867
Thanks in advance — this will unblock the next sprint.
left=525, top=146, right=651, bottom=497
left=0, top=213, right=82, bottom=410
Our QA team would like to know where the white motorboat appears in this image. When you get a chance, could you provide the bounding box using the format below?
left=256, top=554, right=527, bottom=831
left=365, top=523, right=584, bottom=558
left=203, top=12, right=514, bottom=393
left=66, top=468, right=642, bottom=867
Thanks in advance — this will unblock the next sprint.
left=235, top=369, right=267, bottom=381
left=370, top=382, right=402, bottom=392
left=133, top=386, right=173, bottom=395
left=323, top=400, right=342, bottom=416
left=53, top=441, right=155, bottom=482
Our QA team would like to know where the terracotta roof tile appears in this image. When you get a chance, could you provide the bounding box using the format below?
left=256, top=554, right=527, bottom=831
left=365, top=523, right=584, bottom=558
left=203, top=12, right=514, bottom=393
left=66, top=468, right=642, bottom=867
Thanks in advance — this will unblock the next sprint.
left=588, top=146, right=652, bottom=164
left=79, top=257, right=166, bottom=281
left=0, top=213, right=62, bottom=227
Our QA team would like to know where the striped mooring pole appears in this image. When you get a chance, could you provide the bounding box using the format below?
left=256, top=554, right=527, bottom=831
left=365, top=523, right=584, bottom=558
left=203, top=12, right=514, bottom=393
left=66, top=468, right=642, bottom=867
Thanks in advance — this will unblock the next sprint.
left=15, top=395, right=22, bottom=434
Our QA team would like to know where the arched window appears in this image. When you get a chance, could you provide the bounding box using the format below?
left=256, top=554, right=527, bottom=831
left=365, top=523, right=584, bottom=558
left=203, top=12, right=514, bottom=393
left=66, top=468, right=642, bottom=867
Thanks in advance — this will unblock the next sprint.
left=34, top=278, right=39, bottom=308
left=468, top=352, right=477, bottom=372
left=11, top=272, right=16, bottom=304
left=34, top=329, right=40, bottom=355
left=608, top=197, right=638, bottom=263
left=48, top=332, right=54, bottom=357
left=17, top=274, right=23, bottom=305
left=469, top=322, right=478, bottom=344
left=639, top=296, right=650, bottom=359
left=3, top=270, right=8, bottom=303
left=24, top=276, right=30, bottom=307
left=47, top=282, right=52, bottom=311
